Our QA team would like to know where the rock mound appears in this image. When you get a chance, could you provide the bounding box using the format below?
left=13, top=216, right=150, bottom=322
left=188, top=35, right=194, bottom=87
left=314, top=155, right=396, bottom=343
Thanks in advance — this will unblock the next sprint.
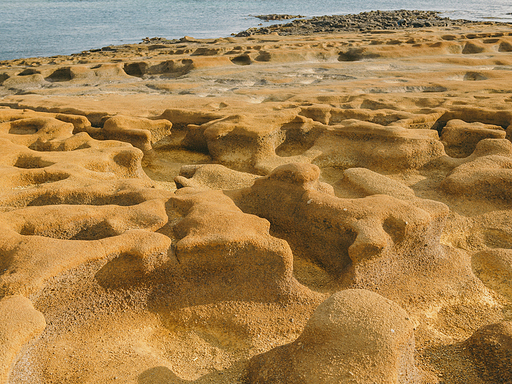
left=0, top=296, right=45, bottom=383
left=465, top=321, right=512, bottom=382
left=169, top=187, right=313, bottom=303
left=237, top=10, right=482, bottom=37
left=246, top=289, right=419, bottom=383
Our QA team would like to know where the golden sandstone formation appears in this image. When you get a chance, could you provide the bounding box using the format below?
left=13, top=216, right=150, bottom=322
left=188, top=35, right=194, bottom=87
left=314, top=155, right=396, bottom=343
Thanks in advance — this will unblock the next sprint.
left=0, top=20, right=512, bottom=384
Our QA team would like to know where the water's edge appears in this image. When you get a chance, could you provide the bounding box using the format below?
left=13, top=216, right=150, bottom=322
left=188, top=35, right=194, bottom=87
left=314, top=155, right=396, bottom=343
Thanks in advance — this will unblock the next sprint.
left=2, top=0, right=512, bottom=61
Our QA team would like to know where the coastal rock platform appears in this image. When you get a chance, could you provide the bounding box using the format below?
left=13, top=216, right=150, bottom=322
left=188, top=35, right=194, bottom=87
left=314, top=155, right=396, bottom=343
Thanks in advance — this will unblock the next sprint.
left=1, top=15, right=512, bottom=384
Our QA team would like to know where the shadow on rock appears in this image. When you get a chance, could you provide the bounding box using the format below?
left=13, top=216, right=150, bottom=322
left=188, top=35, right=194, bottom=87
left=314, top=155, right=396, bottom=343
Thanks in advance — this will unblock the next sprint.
left=138, top=367, right=190, bottom=384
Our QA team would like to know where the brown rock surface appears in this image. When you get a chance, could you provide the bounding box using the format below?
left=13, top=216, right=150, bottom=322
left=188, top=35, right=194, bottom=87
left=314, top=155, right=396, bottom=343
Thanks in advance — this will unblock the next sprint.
left=174, top=164, right=258, bottom=190
left=246, top=289, right=418, bottom=384
left=465, top=321, right=512, bottom=382
left=0, top=21, right=512, bottom=383
left=473, top=248, right=512, bottom=299
left=102, top=115, right=172, bottom=152
left=169, top=187, right=315, bottom=303
left=442, top=139, right=512, bottom=201
left=0, top=295, right=45, bottom=384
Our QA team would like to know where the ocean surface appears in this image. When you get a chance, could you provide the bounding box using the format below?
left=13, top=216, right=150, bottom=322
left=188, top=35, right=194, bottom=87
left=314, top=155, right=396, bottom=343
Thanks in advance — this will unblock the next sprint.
left=1, top=0, right=511, bottom=61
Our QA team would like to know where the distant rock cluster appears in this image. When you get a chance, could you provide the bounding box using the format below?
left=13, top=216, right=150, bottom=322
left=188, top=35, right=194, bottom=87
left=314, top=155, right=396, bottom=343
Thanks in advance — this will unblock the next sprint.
left=237, top=10, right=486, bottom=36
left=254, top=14, right=305, bottom=21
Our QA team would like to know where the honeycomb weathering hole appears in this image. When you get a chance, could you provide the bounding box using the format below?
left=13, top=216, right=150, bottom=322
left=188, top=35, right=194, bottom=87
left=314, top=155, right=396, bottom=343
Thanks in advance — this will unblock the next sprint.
left=14, top=156, right=54, bottom=169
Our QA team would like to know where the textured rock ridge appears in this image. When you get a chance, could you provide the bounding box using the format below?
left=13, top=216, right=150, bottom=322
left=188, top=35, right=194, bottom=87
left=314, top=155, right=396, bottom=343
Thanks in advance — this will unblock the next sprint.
left=0, top=296, right=45, bottom=384
left=246, top=289, right=419, bottom=383
left=169, top=187, right=313, bottom=302
left=465, top=321, right=512, bottom=382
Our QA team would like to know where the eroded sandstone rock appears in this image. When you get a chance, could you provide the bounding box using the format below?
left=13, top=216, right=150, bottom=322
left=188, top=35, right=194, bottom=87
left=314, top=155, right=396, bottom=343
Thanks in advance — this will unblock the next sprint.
left=0, top=296, right=45, bottom=384
left=342, top=167, right=416, bottom=200
left=231, top=163, right=447, bottom=279
left=442, top=139, right=512, bottom=200
left=473, top=248, right=512, bottom=299
left=246, top=289, right=419, bottom=384
left=440, top=119, right=506, bottom=158
left=174, top=164, right=258, bottom=190
left=151, top=187, right=324, bottom=356
left=465, top=321, right=512, bottom=382
left=170, top=188, right=314, bottom=303
left=102, top=115, right=172, bottom=151
left=0, top=111, right=172, bottom=296
left=1, top=24, right=512, bottom=383
left=229, top=163, right=495, bottom=324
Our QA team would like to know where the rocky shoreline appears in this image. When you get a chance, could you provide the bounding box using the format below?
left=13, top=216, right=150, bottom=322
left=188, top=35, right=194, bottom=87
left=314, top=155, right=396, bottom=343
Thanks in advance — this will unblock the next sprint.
left=1, top=18, right=512, bottom=384
left=237, top=10, right=505, bottom=36
left=4, top=10, right=503, bottom=62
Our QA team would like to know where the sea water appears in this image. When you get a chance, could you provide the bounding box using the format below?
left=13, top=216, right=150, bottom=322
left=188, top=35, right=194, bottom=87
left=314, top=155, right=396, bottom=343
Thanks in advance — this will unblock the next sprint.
left=0, top=0, right=511, bottom=61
